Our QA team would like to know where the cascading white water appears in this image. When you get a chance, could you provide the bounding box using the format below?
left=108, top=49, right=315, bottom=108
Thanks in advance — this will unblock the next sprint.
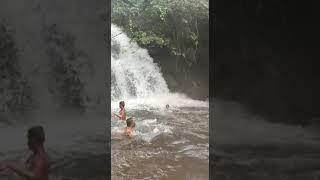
left=110, top=25, right=210, bottom=180
left=111, top=24, right=170, bottom=101
left=111, top=24, right=208, bottom=111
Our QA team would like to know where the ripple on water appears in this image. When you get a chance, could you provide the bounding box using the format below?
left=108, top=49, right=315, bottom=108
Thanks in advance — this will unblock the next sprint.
left=111, top=106, right=209, bottom=180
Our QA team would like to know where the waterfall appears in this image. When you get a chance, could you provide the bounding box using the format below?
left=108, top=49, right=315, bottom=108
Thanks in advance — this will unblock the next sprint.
left=111, top=24, right=169, bottom=101
left=0, top=0, right=107, bottom=120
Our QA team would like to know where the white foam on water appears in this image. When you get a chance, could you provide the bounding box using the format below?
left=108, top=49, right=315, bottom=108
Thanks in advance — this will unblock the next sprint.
left=111, top=93, right=208, bottom=111
left=111, top=24, right=208, bottom=109
left=111, top=117, right=173, bottom=142
left=111, top=24, right=207, bottom=142
left=111, top=24, right=169, bottom=101
left=135, top=119, right=172, bottom=142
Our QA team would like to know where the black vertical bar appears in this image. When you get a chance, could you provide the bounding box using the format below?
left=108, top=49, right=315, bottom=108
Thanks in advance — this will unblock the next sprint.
left=105, top=0, right=111, bottom=178
left=209, top=0, right=216, bottom=179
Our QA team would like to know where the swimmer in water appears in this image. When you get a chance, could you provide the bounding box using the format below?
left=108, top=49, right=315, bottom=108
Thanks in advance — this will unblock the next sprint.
left=112, top=101, right=126, bottom=120
left=166, top=104, right=170, bottom=109
left=124, top=117, right=136, bottom=137
left=0, top=126, right=50, bottom=180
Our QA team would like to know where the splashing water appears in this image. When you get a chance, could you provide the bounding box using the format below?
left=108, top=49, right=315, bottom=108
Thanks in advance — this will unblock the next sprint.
left=111, top=24, right=208, bottom=109
left=110, top=24, right=208, bottom=140
left=111, top=24, right=209, bottom=180
left=111, top=24, right=170, bottom=101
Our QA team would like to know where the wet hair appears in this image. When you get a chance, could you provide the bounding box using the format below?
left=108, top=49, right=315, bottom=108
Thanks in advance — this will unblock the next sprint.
left=119, top=101, right=125, bottom=107
left=27, top=126, right=45, bottom=144
left=126, top=117, right=136, bottom=128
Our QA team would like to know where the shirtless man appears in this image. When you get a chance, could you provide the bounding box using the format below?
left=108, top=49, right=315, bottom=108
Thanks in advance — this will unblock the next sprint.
left=112, top=101, right=126, bottom=120
left=0, top=126, right=50, bottom=180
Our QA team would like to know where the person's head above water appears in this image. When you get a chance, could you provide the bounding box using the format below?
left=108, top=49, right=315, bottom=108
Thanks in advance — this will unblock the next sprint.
left=27, top=126, right=45, bottom=152
left=119, top=101, right=125, bottom=109
left=166, top=104, right=170, bottom=109
left=126, top=117, right=136, bottom=129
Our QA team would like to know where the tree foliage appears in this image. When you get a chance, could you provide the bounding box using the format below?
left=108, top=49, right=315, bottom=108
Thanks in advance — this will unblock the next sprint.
left=112, top=0, right=209, bottom=66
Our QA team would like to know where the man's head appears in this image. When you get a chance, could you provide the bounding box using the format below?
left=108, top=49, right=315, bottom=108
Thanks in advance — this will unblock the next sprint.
left=119, top=101, right=125, bottom=109
left=27, top=126, right=45, bottom=151
left=126, top=117, right=136, bottom=129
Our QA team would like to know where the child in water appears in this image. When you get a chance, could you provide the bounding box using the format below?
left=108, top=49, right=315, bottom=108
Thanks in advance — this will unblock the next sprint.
left=124, top=117, right=136, bottom=137
left=112, top=101, right=126, bottom=120
left=111, top=117, right=136, bottom=139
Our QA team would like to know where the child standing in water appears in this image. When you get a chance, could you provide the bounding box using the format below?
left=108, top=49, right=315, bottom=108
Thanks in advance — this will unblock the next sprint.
left=112, top=101, right=126, bottom=120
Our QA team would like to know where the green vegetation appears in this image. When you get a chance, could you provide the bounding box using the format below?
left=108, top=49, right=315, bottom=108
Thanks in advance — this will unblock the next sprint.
left=112, top=0, right=209, bottom=66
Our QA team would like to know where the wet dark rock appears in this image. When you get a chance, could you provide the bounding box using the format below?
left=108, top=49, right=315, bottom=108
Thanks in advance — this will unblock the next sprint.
left=214, top=0, right=317, bottom=125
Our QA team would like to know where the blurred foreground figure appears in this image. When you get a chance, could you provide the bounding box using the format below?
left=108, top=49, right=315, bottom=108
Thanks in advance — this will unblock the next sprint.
left=0, top=126, right=50, bottom=180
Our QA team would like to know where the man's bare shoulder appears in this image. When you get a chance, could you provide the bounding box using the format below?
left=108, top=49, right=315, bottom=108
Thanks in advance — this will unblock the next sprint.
left=34, top=153, right=50, bottom=168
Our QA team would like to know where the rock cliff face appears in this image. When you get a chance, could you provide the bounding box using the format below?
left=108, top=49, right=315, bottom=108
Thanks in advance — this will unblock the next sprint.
left=150, top=47, right=209, bottom=100
left=214, top=0, right=317, bottom=124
